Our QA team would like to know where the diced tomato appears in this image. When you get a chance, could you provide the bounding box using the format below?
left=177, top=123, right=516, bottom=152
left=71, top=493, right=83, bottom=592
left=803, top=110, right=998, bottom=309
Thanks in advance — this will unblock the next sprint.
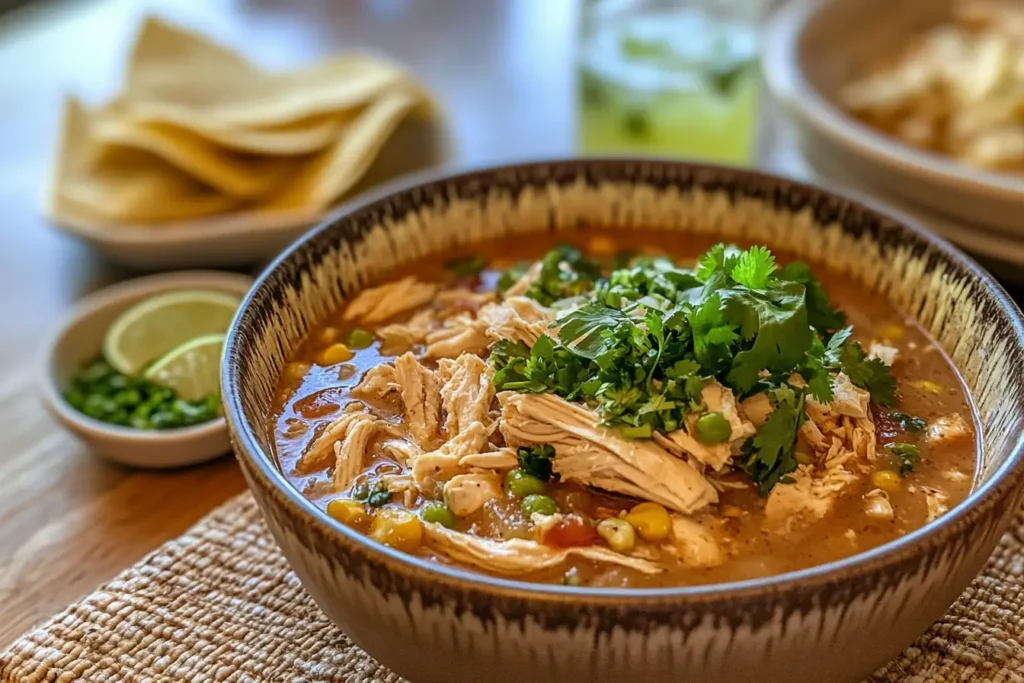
left=541, top=515, right=600, bottom=548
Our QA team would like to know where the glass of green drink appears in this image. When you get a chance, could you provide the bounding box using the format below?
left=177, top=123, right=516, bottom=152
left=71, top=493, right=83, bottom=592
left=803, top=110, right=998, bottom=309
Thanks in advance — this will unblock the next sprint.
left=577, top=0, right=765, bottom=165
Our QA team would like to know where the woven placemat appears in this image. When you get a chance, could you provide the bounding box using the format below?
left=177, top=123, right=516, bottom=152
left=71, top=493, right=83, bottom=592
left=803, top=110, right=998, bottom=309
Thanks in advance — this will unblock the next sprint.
left=1, top=493, right=1022, bottom=683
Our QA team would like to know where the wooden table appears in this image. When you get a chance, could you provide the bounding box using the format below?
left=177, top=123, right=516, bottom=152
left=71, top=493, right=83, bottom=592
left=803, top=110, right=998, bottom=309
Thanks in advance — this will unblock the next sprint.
left=0, top=0, right=1015, bottom=651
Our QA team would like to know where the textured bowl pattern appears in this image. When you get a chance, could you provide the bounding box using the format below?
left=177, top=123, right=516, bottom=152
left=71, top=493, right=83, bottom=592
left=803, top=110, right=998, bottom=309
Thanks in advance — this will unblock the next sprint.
left=223, top=160, right=1024, bottom=683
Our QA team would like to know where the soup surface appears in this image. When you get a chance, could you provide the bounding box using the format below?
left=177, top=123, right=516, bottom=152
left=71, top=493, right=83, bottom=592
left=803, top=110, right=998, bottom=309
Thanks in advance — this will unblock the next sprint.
left=270, top=231, right=978, bottom=588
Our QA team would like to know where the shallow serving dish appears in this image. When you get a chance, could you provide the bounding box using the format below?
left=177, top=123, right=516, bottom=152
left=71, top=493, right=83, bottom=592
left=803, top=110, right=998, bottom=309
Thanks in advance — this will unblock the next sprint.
left=223, top=159, right=1024, bottom=683
left=763, top=0, right=1024, bottom=237
left=47, top=117, right=449, bottom=271
left=41, top=270, right=253, bottom=468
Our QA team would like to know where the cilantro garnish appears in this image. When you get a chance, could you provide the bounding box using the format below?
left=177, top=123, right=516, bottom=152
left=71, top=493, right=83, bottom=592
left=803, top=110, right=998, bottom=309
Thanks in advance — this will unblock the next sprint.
left=445, top=255, right=487, bottom=278
left=517, top=445, right=556, bottom=481
left=496, top=262, right=530, bottom=296
left=885, top=411, right=927, bottom=432
left=884, top=442, right=920, bottom=476
left=489, top=243, right=899, bottom=495
left=523, top=245, right=601, bottom=306
left=740, top=386, right=806, bottom=496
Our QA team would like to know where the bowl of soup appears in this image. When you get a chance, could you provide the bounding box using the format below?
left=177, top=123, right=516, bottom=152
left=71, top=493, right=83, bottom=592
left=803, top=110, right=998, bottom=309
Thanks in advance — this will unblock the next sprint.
left=222, top=159, right=1024, bottom=683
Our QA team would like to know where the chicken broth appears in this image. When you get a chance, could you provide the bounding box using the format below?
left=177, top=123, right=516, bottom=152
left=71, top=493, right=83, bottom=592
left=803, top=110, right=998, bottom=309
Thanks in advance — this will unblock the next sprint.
left=270, top=231, right=979, bottom=588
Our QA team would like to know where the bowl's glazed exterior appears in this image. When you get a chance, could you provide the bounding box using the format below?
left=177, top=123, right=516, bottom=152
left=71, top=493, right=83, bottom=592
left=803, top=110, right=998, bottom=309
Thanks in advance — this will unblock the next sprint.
left=763, top=0, right=1024, bottom=236
left=223, top=160, right=1024, bottom=683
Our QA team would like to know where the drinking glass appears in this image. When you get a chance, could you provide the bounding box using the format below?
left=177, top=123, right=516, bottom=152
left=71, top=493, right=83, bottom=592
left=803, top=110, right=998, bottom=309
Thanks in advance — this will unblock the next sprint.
left=577, top=0, right=765, bottom=165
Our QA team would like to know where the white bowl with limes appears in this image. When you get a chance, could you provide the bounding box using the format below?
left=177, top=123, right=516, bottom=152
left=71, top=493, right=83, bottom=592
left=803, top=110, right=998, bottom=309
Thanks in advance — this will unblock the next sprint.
left=41, top=270, right=253, bottom=468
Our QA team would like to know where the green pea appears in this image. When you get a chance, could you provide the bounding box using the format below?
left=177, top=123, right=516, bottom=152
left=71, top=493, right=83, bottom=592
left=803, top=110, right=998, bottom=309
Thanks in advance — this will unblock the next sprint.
left=505, top=469, right=546, bottom=497
left=521, top=494, right=558, bottom=517
left=350, top=482, right=370, bottom=501
left=694, top=411, right=731, bottom=444
left=346, top=328, right=375, bottom=350
left=420, top=502, right=457, bottom=528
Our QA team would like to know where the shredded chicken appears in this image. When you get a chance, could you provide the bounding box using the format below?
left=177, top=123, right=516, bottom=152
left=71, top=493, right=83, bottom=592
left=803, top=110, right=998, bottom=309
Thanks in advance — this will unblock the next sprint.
left=411, top=422, right=496, bottom=486
left=444, top=473, right=502, bottom=517
left=869, top=342, right=900, bottom=366
left=376, top=310, right=435, bottom=350
left=422, top=524, right=664, bottom=575
left=739, top=392, right=773, bottom=428
left=503, top=262, right=542, bottom=297
left=394, top=352, right=444, bottom=450
left=343, top=277, right=438, bottom=324
left=668, top=515, right=725, bottom=568
left=350, top=364, right=400, bottom=402
left=499, top=392, right=717, bottom=513
left=477, top=296, right=554, bottom=346
left=435, top=289, right=496, bottom=317
left=765, top=465, right=859, bottom=532
left=926, top=414, right=972, bottom=444
left=425, top=315, right=490, bottom=358
left=655, top=382, right=755, bottom=472
left=923, top=486, right=950, bottom=522
left=814, top=373, right=871, bottom=419
left=297, top=403, right=370, bottom=473
left=458, top=448, right=519, bottom=469
left=438, top=354, right=495, bottom=436
left=330, top=416, right=393, bottom=490
left=863, top=488, right=895, bottom=520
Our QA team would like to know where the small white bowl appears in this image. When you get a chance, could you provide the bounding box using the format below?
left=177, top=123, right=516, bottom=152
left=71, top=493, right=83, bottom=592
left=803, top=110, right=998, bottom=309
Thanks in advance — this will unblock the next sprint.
left=40, top=270, right=254, bottom=468
left=763, top=0, right=1024, bottom=237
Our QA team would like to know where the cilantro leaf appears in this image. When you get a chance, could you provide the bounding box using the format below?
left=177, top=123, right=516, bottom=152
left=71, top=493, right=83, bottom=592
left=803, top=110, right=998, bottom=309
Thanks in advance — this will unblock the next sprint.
left=688, top=293, right=740, bottom=371
left=741, top=387, right=805, bottom=496
left=557, top=303, right=630, bottom=360
left=778, top=262, right=847, bottom=333
left=838, top=342, right=897, bottom=406
left=730, top=246, right=776, bottom=290
left=884, top=442, right=920, bottom=476
left=696, top=243, right=739, bottom=283
left=725, top=282, right=812, bottom=394
left=884, top=411, right=927, bottom=432
left=445, top=255, right=486, bottom=278
left=525, top=245, right=601, bottom=305
left=518, top=445, right=556, bottom=480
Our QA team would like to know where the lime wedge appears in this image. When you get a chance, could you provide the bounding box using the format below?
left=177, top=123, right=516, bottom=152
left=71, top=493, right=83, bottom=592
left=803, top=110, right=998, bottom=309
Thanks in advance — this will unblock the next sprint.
left=143, top=334, right=225, bottom=401
left=103, top=290, right=240, bottom=375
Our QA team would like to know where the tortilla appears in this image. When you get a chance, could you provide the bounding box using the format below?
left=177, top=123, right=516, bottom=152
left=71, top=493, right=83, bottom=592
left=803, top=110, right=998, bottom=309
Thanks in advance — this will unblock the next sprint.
left=48, top=98, right=239, bottom=223
left=90, top=106, right=302, bottom=198
left=121, top=18, right=410, bottom=129
left=257, top=87, right=420, bottom=212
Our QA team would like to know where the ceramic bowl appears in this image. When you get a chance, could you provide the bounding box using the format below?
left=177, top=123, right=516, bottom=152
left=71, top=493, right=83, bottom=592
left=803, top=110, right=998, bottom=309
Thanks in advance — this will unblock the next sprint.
left=41, top=270, right=253, bottom=468
left=762, top=0, right=1024, bottom=236
left=222, top=160, right=1024, bottom=683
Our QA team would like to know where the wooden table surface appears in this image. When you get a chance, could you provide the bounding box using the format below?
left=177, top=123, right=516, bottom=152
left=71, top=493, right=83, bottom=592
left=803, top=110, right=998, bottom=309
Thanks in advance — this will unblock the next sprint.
left=0, top=0, right=1016, bottom=652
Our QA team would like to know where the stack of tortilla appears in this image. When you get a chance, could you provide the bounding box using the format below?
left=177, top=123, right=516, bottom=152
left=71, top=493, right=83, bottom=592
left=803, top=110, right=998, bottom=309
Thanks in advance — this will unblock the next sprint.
left=45, top=17, right=437, bottom=226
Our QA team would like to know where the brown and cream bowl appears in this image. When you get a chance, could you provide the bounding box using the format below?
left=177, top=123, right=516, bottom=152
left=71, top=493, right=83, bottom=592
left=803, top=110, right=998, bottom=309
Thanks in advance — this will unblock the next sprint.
left=222, top=160, right=1024, bottom=683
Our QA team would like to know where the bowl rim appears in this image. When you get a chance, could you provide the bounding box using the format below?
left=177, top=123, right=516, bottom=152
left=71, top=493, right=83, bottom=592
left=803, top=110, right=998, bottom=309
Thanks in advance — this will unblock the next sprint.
left=40, top=270, right=254, bottom=449
left=762, top=0, right=1024, bottom=203
left=223, top=157, right=1024, bottom=603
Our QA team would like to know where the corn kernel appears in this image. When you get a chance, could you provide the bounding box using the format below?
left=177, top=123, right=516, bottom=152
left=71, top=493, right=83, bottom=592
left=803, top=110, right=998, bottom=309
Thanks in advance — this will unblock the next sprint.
left=369, top=508, right=423, bottom=552
left=871, top=469, right=902, bottom=493
left=912, top=380, right=942, bottom=394
left=317, top=343, right=354, bottom=366
left=588, top=235, right=617, bottom=257
left=326, top=499, right=371, bottom=531
left=882, top=324, right=904, bottom=341
left=624, top=502, right=671, bottom=542
left=596, top=518, right=636, bottom=553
